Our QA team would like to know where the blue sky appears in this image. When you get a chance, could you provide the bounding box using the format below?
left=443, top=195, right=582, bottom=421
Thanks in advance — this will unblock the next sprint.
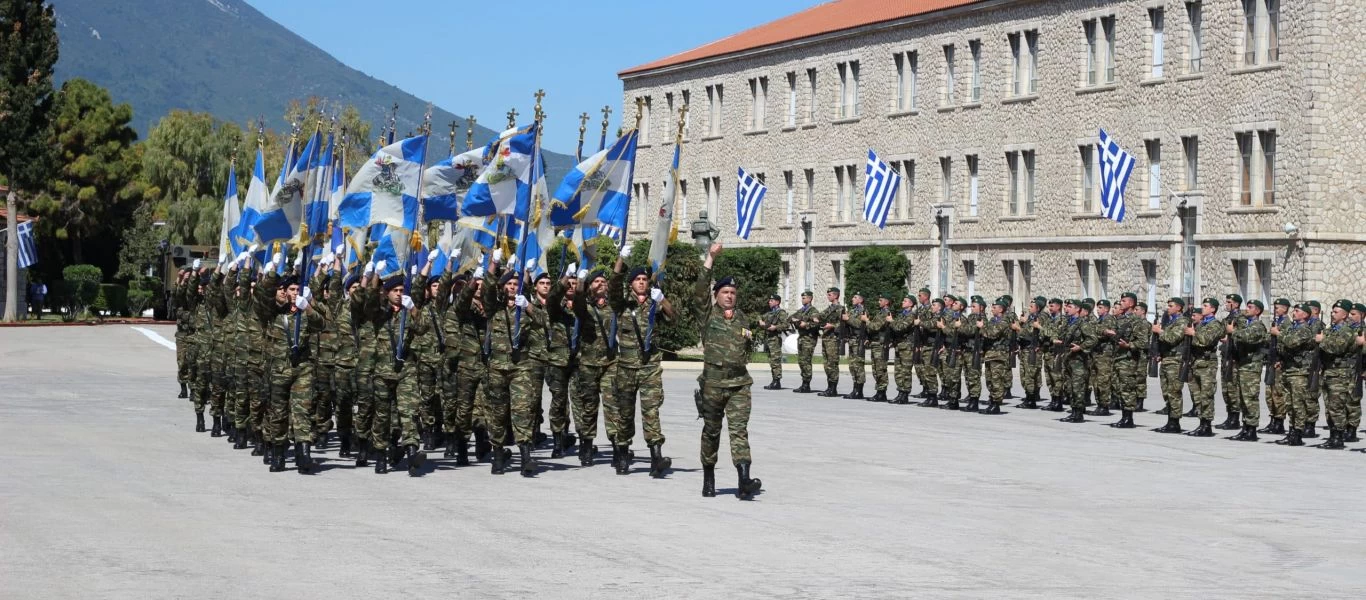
left=243, top=0, right=824, bottom=155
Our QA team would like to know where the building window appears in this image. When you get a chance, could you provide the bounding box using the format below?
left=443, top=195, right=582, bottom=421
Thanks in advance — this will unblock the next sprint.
left=1077, top=260, right=1092, bottom=298
left=632, top=183, right=650, bottom=231
left=704, top=176, right=718, bottom=219
left=1084, top=20, right=1098, bottom=85
left=680, top=90, right=691, bottom=138
left=1233, top=259, right=1272, bottom=307
left=1102, top=17, right=1116, bottom=83
left=1182, top=135, right=1199, bottom=191
left=782, top=260, right=791, bottom=305
left=1143, top=259, right=1158, bottom=318
left=783, top=171, right=795, bottom=224
left=1084, top=17, right=1116, bottom=86
left=939, top=156, right=952, bottom=204
left=837, top=61, right=860, bottom=119
left=1009, top=31, right=1039, bottom=96
left=1242, top=0, right=1280, bottom=66
left=832, top=260, right=845, bottom=291
left=1186, top=2, right=1203, bottom=73
left=1150, top=8, right=1165, bottom=78
left=942, top=44, right=956, bottom=106
left=747, top=77, right=767, bottom=131
left=637, top=96, right=652, bottom=144
left=678, top=179, right=688, bottom=221
left=1007, top=152, right=1020, bottom=216
left=834, top=165, right=856, bottom=222
left=1005, top=150, right=1036, bottom=216
left=785, top=72, right=797, bottom=127
left=1076, top=259, right=1109, bottom=299
left=1004, top=260, right=1031, bottom=312
left=705, top=84, right=723, bottom=137
left=965, top=154, right=979, bottom=216
left=665, top=92, right=674, bottom=131
left=1079, top=144, right=1096, bottom=213
left=964, top=260, right=976, bottom=299
left=1019, top=260, right=1032, bottom=306
left=1237, top=130, right=1276, bottom=206
left=895, top=51, right=918, bottom=111
left=804, top=168, right=815, bottom=209
left=893, top=159, right=914, bottom=220
left=1026, top=31, right=1039, bottom=93
left=1023, top=150, right=1036, bottom=215
left=968, top=39, right=982, bottom=102
left=1146, top=139, right=1161, bottom=209
left=805, top=68, right=817, bottom=124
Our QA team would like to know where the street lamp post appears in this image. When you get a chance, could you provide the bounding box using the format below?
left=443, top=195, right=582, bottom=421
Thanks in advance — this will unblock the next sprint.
left=691, top=210, right=718, bottom=254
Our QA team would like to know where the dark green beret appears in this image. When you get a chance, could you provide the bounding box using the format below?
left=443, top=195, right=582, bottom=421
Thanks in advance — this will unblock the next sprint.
left=1226, top=293, right=1243, bottom=304
left=1274, top=298, right=1291, bottom=307
left=1082, top=297, right=1094, bottom=305
left=918, top=287, right=932, bottom=295
left=1246, top=299, right=1264, bottom=311
left=1079, top=302, right=1094, bottom=312
left=1048, top=297, right=1062, bottom=306
left=1064, top=298, right=1077, bottom=306
left=1001, top=294, right=1013, bottom=305
left=801, top=290, right=813, bottom=298
left=1169, top=297, right=1186, bottom=308
left=1136, top=301, right=1149, bottom=311
left=993, top=296, right=1009, bottom=308
left=1200, top=297, right=1218, bottom=308
left=769, top=294, right=782, bottom=302
left=1308, top=300, right=1322, bottom=310
left=971, top=294, right=984, bottom=303
left=1120, top=292, right=1137, bottom=301
left=1032, top=297, right=1047, bottom=309
left=1353, top=303, right=1366, bottom=314
left=904, top=294, right=916, bottom=302
left=1096, top=299, right=1111, bottom=308
left=1295, top=303, right=1311, bottom=313
left=878, top=291, right=891, bottom=300
left=972, top=296, right=986, bottom=307
left=827, top=287, right=841, bottom=295
left=852, top=291, right=864, bottom=298
left=1333, top=299, right=1353, bottom=312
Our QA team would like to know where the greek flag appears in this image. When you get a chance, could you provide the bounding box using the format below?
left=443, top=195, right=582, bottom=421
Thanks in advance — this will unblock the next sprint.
left=735, top=167, right=766, bottom=240
left=862, top=149, right=900, bottom=229
left=422, top=145, right=488, bottom=222
left=15, top=220, right=37, bottom=269
left=462, top=124, right=537, bottom=218
left=337, top=134, right=429, bottom=231
left=233, top=149, right=269, bottom=247
left=1098, top=129, right=1135, bottom=222
left=647, top=142, right=681, bottom=274
left=255, top=131, right=319, bottom=243
left=551, top=131, right=638, bottom=229
left=217, top=164, right=241, bottom=272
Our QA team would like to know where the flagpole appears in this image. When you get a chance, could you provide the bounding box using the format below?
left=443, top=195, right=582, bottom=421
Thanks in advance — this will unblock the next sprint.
left=293, top=118, right=325, bottom=358
left=617, top=98, right=646, bottom=254
left=466, top=115, right=477, bottom=151
left=512, top=90, right=546, bottom=350
left=643, top=103, right=687, bottom=354
left=397, top=105, right=434, bottom=366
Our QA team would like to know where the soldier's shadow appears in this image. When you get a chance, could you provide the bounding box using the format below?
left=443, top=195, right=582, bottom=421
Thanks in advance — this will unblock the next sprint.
left=715, top=487, right=763, bottom=500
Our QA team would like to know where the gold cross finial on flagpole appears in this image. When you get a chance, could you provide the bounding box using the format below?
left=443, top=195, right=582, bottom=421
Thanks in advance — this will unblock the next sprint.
left=449, top=120, right=458, bottom=155
left=506, top=108, right=518, bottom=129
left=533, top=89, right=546, bottom=122
left=466, top=116, right=477, bottom=150
left=634, top=97, right=645, bottom=130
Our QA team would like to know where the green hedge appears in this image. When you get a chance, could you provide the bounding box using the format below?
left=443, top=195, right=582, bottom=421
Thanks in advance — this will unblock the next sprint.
left=61, top=264, right=103, bottom=317
left=712, top=247, right=782, bottom=321
left=845, top=246, right=909, bottom=305
left=95, top=284, right=129, bottom=316
left=620, top=239, right=703, bottom=353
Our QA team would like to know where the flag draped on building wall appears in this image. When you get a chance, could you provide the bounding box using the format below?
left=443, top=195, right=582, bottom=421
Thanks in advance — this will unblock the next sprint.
left=862, top=149, right=901, bottom=229
left=1098, top=128, right=1135, bottom=223
left=735, top=167, right=767, bottom=240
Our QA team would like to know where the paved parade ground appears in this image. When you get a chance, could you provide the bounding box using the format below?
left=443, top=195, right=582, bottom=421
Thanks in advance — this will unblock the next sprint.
left=2, top=325, right=1365, bottom=599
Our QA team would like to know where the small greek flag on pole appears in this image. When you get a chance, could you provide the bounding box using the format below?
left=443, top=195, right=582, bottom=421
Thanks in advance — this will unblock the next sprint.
left=16, top=220, right=38, bottom=269
left=862, top=149, right=901, bottom=229
left=1098, top=129, right=1135, bottom=223
left=736, top=167, right=767, bottom=240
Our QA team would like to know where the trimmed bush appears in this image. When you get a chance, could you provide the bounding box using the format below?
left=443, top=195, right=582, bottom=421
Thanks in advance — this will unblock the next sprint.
left=844, top=246, right=909, bottom=305
left=95, top=284, right=129, bottom=317
left=62, top=264, right=103, bottom=318
left=620, top=239, right=703, bottom=354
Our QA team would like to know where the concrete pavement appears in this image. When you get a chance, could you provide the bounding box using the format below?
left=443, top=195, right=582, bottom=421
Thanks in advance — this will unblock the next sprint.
left=1, top=325, right=1364, bottom=599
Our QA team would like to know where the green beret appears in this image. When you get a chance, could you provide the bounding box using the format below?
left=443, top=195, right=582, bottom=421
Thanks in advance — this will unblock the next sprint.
left=852, top=291, right=864, bottom=298
left=1096, top=299, right=1111, bottom=308
left=972, top=296, right=986, bottom=307
left=1353, top=303, right=1366, bottom=314
left=918, top=287, right=931, bottom=295
left=1136, top=301, right=1149, bottom=311
left=1048, top=297, right=1062, bottom=306
left=769, top=294, right=782, bottom=302
left=1274, top=298, right=1291, bottom=307
left=1294, top=303, right=1311, bottom=313
left=993, top=296, right=1009, bottom=308
left=1079, top=301, right=1094, bottom=312
left=1001, top=294, right=1013, bottom=305
left=877, top=291, right=891, bottom=300
left=1308, top=300, right=1322, bottom=310
left=1064, top=298, right=1077, bottom=306
left=1032, top=296, right=1047, bottom=309
left=1120, top=291, right=1137, bottom=301
left=1333, top=299, right=1353, bottom=312
left=970, top=294, right=984, bottom=303
left=1202, top=297, right=1219, bottom=308
left=1226, top=293, right=1243, bottom=304
left=801, top=290, right=813, bottom=298
left=1082, top=297, right=1094, bottom=305
left=827, top=287, right=841, bottom=295
left=1248, top=299, right=1265, bottom=311
left=1169, top=297, right=1186, bottom=308
left=904, top=294, right=916, bottom=302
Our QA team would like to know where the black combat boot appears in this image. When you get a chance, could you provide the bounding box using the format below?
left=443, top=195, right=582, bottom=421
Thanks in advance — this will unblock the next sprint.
left=960, top=397, right=978, bottom=412
left=941, top=396, right=960, bottom=411
left=844, top=384, right=863, bottom=400
left=1345, top=429, right=1360, bottom=443
left=407, top=445, right=426, bottom=476
left=195, top=412, right=206, bottom=433
left=794, top=379, right=812, bottom=393
left=764, top=378, right=781, bottom=390
left=474, top=426, right=492, bottom=461
left=488, top=446, right=505, bottom=474
left=1187, top=418, right=1215, bottom=437
left=224, top=420, right=235, bottom=443
left=1087, top=404, right=1111, bottom=417
left=1183, top=405, right=1199, bottom=418
left=1015, top=393, right=1037, bottom=410
left=648, top=443, right=672, bottom=478
left=1155, top=404, right=1170, bottom=416
left=388, top=441, right=404, bottom=468
left=178, top=382, right=189, bottom=399
left=210, top=415, right=222, bottom=437
left=563, top=432, right=577, bottom=452
left=614, top=445, right=631, bottom=475
left=1319, top=429, right=1345, bottom=449
left=233, top=426, right=248, bottom=450
left=270, top=443, right=287, bottom=472
left=294, top=442, right=314, bottom=474
left=338, top=430, right=353, bottom=458
left=422, top=430, right=435, bottom=452
left=1303, top=423, right=1319, bottom=439
left=455, top=433, right=471, bottom=466
left=1046, top=396, right=1067, bottom=412
left=515, top=443, right=534, bottom=477
left=870, top=390, right=888, bottom=403
left=550, top=433, right=565, bottom=459
left=817, top=383, right=840, bottom=397
left=702, top=465, right=716, bottom=497
left=1109, top=396, right=1122, bottom=411
left=1280, top=427, right=1304, bottom=446
left=251, top=431, right=265, bottom=457
left=1110, top=410, right=1136, bottom=428
left=893, top=391, right=910, bottom=405
left=736, top=462, right=762, bottom=501
left=355, top=438, right=370, bottom=468
left=1153, top=416, right=1183, bottom=433
left=1232, top=424, right=1259, bottom=442
left=1215, top=412, right=1241, bottom=431
left=978, top=401, right=1002, bottom=415
left=1258, top=418, right=1281, bottom=435
left=374, top=446, right=389, bottom=474
left=1060, top=407, right=1085, bottom=423
left=918, top=393, right=939, bottom=408
left=262, top=441, right=274, bottom=466
left=577, top=440, right=593, bottom=467
left=533, top=430, right=548, bottom=448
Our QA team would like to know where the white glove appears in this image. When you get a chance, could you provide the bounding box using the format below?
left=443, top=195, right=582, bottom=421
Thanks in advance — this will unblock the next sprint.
left=490, top=252, right=502, bottom=265
left=236, top=250, right=251, bottom=264
left=376, top=260, right=387, bottom=273
left=507, top=254, right=518, bottom=268
left=249, top=243, right=261, bottom=254
left=272, top=252, right=284, bottom=266
left=565, top=263, right=577, bottom=277
left=334, top=244, right=345, bottom=256
left=473, top=267, right=486, bottom=279
left=619, top=245, right=633, bottom=259
left=294, top=295, right=310, bottom=311
left=410, top=265, right=418, bottom=276
left=363, top=262, right=376, bottom=275
left=514, top=294, right=529, bottom=308
left=525, top=258, right=537, bottom=273
left=293, top=252, right=305, bottom=268
left=401, top=294, right=415, bottom=310
left=427, top=249, right=440, bottom=262
left=577, top=269, right=589, bottom=279
left=452, top=249, right=462, bottom=260
left=263, top=259, right=277, bottom=273
left=192, top=258, right=202, bottom=269
left=300, top=286, right=312, bottom=300
left=650, top=287, right=664, bottom=303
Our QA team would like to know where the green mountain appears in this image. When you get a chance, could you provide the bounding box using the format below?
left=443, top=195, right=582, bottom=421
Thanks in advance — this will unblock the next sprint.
left=48, top=0, right=572, bottom=179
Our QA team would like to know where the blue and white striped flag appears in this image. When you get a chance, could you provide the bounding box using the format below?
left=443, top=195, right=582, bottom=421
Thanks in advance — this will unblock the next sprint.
left=15, top=220, right=37, bottom=269
left=1098, top=129, right=1135, bottom=223
left=735, top=167, right=767, bottom=240
left=862, top=149, right=901, bottom=229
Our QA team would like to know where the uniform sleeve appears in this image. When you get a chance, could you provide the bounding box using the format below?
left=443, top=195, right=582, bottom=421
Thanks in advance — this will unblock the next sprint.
left=609, top=270, right=628, bottom=313
left=1193, top=322, right=1223, bottom=350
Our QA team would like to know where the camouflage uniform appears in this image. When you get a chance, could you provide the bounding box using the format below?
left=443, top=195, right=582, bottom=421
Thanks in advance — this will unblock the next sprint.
left=173, top=273, right=198, bottom=395
left=1018, top=310, right=1045, bottom=401
left=1305, top=317, right=1326, bottom=424
left=890, top=305, right=916, bottom=395
left=572, top=281, right=617, bottom=448
left=309, top=270, right=339, bottom=444
left=846, top=303, right=868, bottom=390
left=352, top=281, right=382, bottom=453
left=866, top=305, right=892, bottom=395
left=1089, top=311, right=1118, bottom=410
left=1230, top=313, right=1268, bottom=427
left=1041, top=309, right=1067, bottom=403
left=1156, top=311, right=1191, bottom=416
left=757, top=305, right=789, bottom=383
left=531, top=281, right=575, bottom=442
left=818, top=300, right=846, bottom=391
left=608, top=270, right=669, bottom=448
left=189, top=278, right=215, bottom=415
left=693, top=267, right=754, bottom=467
left=1189, top=314, right=1225, bottom=421
left=1319, top=318, right=1359, bottom=438
left=222, top=274, right=253, bottom=433
left=1266, top=313, right=1291, bottom=422
left=369, top=286, right=422, bottom=452
left=325, top=274, right=359, bottom=448
left=790, top=302, right=820, bottom=388
left=1065, top=314, right=1096, bottom=412
left=1278, top=318, right=1316, bottom=432
left=448, top=274, right=488, bottom=448
left=915, top=305, right=942, bottom=398
left=205, top=274, right=232, bottom=421
left=938, top=310, right=967, bottom=403
left=1115, top=310, right=1150, bottom=412
left=252, top=271, right=328, bottom=446
left=480, top=270, right=538, bottom=450
left=981, top=311, right=1013, bottom=406
left=1218, top=309, right=1242, bottom=419
left=411, top=279, right=447, bottom=445
left=961, top=309, right=984, bottom=401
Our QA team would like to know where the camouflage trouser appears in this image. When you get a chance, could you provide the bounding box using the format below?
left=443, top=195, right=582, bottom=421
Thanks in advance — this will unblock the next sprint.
left=1092, top=353, right=1115, bottom=408
left=1115, top=357, right=1140, bottom=411
left=1189, top=358, right=1217, bottom=420
left=868, top=343, right=888, bottom=392
left=1159, top=358, right=1184, bottom=414
left=332, top=365, right=355, bottom=437
left=917, top=345, right=939, bottom=396
left=766, top=335, right=784, bottom=381
left=229, top=362, right=249, bottom=430
left=1020, top=349, right=1043, bottom=395
left=1067, top=355, right=1089, bottom=410
left=1046, top=348, right=1067, bottom=401
left=176, top=333, right=195, bottom=384
left=1306, top=389, right=1321, bottom=425
left=246, top=361, right=265, bottom=434
left=1234, top=363, right=1264, bottom=425
left=1348, top=375, right=1363, bottom=430
left=312, top=362, right=335, bottom=441
left=894, top=343, right=914, bottom=393
left=544, top=362, right=574, bottom=435
left=984, top=353, right=1010, bottom=403
left=573, top=363, right=615, bottom=443
left=353, top=360, right=378, bottom=447
left=848, top=347, right=866, bottom=386
left=1130, top=354, right=1147, bottom=408
left=939, top=351, right=962, bottom=401
left=1284, top=369, right=1310, bottom=428
left=416, top=359, right=442, bottom=434
left=446, top=358, right=482, bottom=438
left=796, top=335, right=816, bottom=382
left=1221, top=358, right=1238, bottom=414
left=193, top=346, right=213, bottom=412
left=525, top=360, right=547, bottom=435
left=483, top=363, right=525, bottom=448
left=820, top=336, right=841, bottom=386
left=615, top=363, right=665, bottom=446
left=374, top=370, right=420, bottom=449
left=264, top=360, right=313, bottom=444
left=1267, top=367, right=1289, bottom=419
left=1323, top=368, right=1354, bottom=431
left=963, top=355, right=982, bottom=399
left=699, top=380, right=752, bottom=467
left=510, top=364, right=538, bottom=444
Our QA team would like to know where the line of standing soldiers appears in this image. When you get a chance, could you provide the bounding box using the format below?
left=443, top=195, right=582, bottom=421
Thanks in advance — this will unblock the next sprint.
left=170, top=242, right=763, bottom=499
left=771, top=288, right=1366, bottom=445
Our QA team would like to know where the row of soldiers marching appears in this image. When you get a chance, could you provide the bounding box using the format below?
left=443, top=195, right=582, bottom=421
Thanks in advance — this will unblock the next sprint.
left=767, top=288, right=1366, bottom=445
left=171, top=242, right=763, bottom=499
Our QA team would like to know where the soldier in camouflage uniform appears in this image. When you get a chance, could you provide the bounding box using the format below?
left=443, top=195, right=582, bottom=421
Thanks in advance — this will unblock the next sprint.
left=1182, top=298, right=1225, bottom=437
left=571, top=269, right=617, bottom=466
left=443, top=266, right=487, bottom=464
left=325, top=266, right=362, bottom=458
left=363, top=270, right=424, bottom=475
left=307, top=263, right=339, bottom=450
left=842, top=292, right=868, bottom=400
left=694, top=243, right=762, bottom=500
left=959, top=296, right=986, bottom=411
left=916, top=298, right=946, bottom=407
left=1259, top=298, right=1293, bottom=435
left=1058, top=301, right=1096, bottom=423
left=865, top=294, right=892, bottom=403
left=909, top=288, right=934, bottom=399
left=758, top=294, right=789, bottom=390
left=348, top=261, right=382, bottom=467
left=1228, top=299, right=1269, bottom=441
left=412, top=256, right=448, bottom=453
left=1215, top=294, right=1245, bottom=429
left=222, top=261, right=256, bottom=448
left=789, top=291, right=820, bottom=393
left=1273, top=304, right=1316, bottom=445
left=1040, top=299, right=1067, bottom=411
left=1152, top=298, right=1191, bottom=433
left=206, top=270, right=233, bottom=437
left=609, top=246, right=676, bottom=477
left=534, top=268, right=579, bottom=459
left=473, top=258, right=539, bottom=476
left=173, top=268, right=197, bottom=400
left=251, top=255, right=328, bottom=474
left=889, top=295, right=916, bottom=404
left=1087, top=300, right=1117, bottom=417
left=816, top=288, right=846, bottom=397
left=1109, top=293, right=1148, bottom=428
left=978, top=297, right=1013, bottom=414
left=1315, top=299, right=1359, bottom=449
left=935, top=297, right=968, bottom=410
left=1015, top=297, right=1047, bottom=409
left=1345, top=303, right=1365, bottom=442
left=1302, top=300, right=1326, bottom=437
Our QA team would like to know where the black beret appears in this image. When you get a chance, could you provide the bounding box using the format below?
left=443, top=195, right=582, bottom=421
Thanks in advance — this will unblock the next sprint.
left=534, top=272, right=551, bottom=283
left=427, top=275, right=442, bottom=287
left=382, top=276, right=404, bottom=292
left=629, top=266, right=650, bottom=281
left=499, top=270, right=520, bottom=285
left=1169, top=297, right=1186, bottom=308
left=713, top=277, right=737, bottom=293
left=277, top=275, right=297, bottom=289
left=586, top=270, right=608, bottom=284
left=343, top=274, right=360, bottom=289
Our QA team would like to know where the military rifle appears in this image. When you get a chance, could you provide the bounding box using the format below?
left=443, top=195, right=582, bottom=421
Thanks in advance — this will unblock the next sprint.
left=946, top=318, right=960, bottom=369
left=910, top=317, right=924, bottom=364
left=1178, top=329, right=1194, bottom=384
left=836, top=308, right=849, bottom=357
left=1026, top=313, right=1040, bottom=367
left=971, top=322, right=985, bottom=370
left=1352, top=344, right=1364, bottom=401
left=880, top=316, right=892, bottom=362
left=1264, top=316, right=1280, bottom=386
left=1308, top=347, right=1322, bottom=397
left=931, top=319, right=945, bottom=368
left=1147, top=314, right=1162, bottom=378
left=852, top=307, right=868, bottom=359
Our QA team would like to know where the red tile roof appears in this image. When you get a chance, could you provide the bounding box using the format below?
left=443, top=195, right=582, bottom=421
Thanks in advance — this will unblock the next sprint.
left=621, top=0, right=981, bottom=76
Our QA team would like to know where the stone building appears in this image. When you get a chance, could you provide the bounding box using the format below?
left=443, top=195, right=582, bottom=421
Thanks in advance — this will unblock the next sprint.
left=618, top=0, right=1366, bottom=313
